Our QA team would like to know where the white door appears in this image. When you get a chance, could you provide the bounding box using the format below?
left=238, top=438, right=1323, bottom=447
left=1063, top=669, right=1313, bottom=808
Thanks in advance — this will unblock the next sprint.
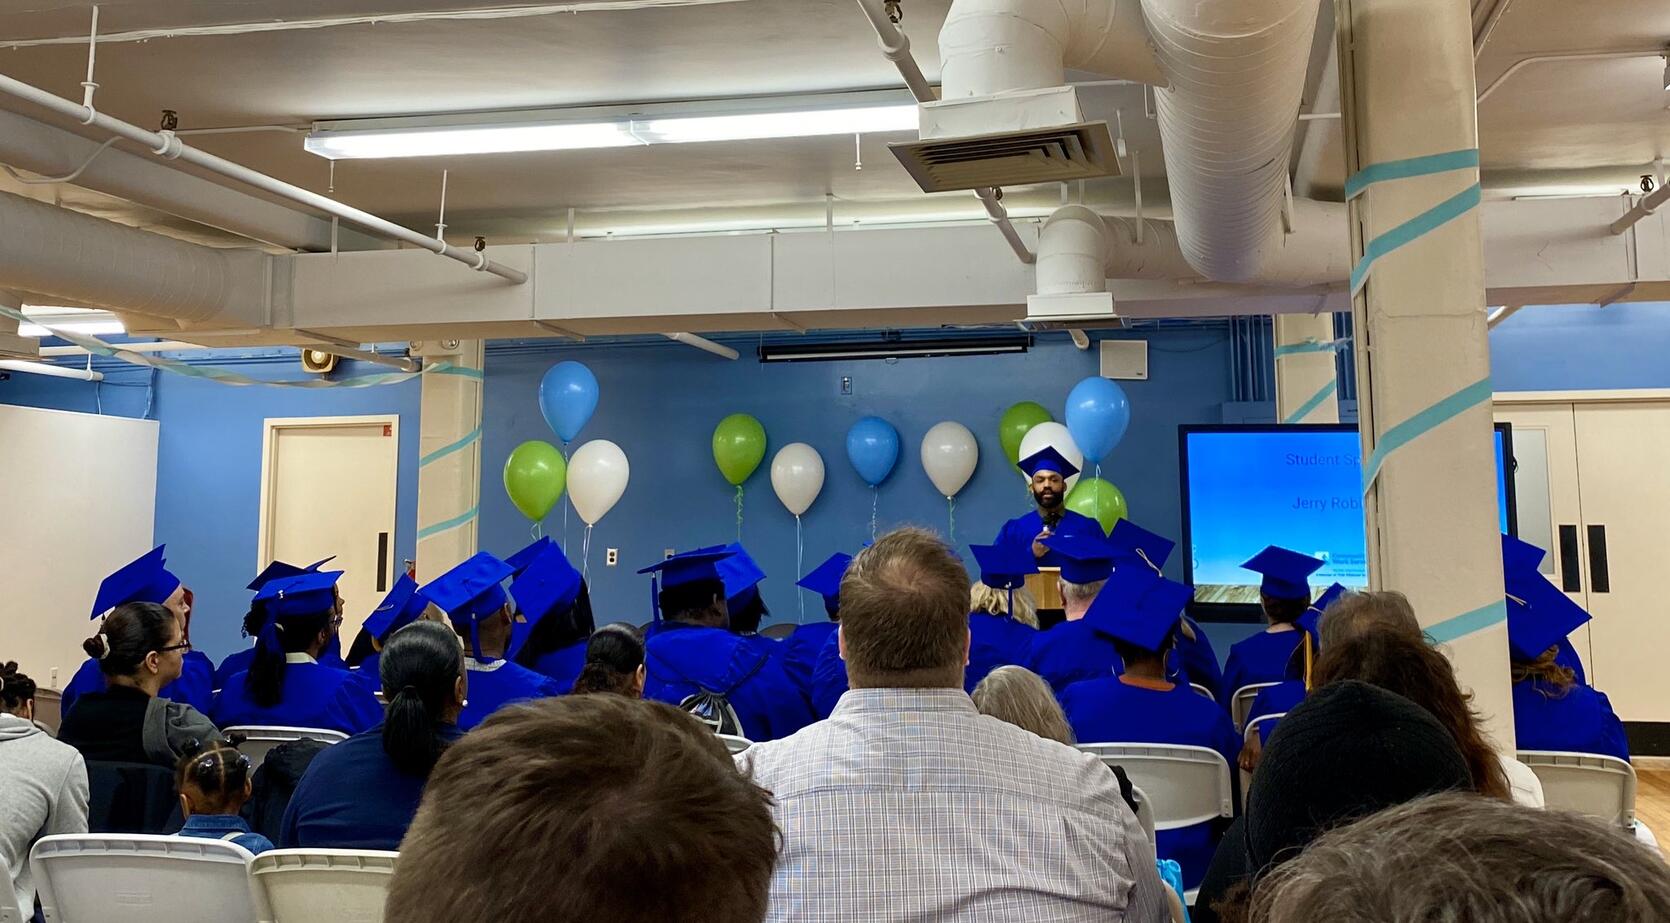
left=259, top=415, right=399, bottom=646
left=1494, top=403, right=1592, bottom=667
left=1571, top=401, right=1670, bottom=722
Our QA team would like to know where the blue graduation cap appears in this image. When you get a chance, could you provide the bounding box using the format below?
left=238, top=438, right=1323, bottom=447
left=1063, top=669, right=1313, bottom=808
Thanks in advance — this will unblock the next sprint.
left=717, top=543, right=767, bottom=605
left=91, top=545, right=182, bottom=620
left=505, top=536, right=555, bottom=578
left=361, top=574, right=431, bottom=643
left=1297, top=582, right=1351, bottom=643
left=1043, top=531, right=1115, bottom=585
left=1018, top=445, right=1080, bottom=481
left=1083, top=567, right=1193, bottom=652
left=1505, top=569, right=1591, bottom=662
left=1241, top=546, right=1326, bottom=600
left=1108, top=519, right=1175, bottom=575
left=969, top=543, right=1039, bottom=591
left=253, top=569, right=343, bottom=618
left=422, top=552, right=515, bottom=660
left=797, top=552, right=852, bottom=613
left=639, top=547, right=734, bottom=622
left=507, top=543, right=583, bottom=661
left=246, top=556, right=336, bottom=593
left=1501, top=533, right=1547, bottom=576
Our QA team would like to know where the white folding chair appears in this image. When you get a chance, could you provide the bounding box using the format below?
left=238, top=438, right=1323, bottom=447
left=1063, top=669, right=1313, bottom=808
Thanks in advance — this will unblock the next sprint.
left=1516, top=750, right=1637, bottom=830
left=0, top=850, right=20, bottom=923
left=30, top=834, right=266, bottom=923
left=224, top=727, right=350, bottom=771
left=249, top=849, right=398, bottom=923
left=1239, top=713, right=1286, bottom=802
left=33, top=688, right=63, bottom=736
left=1128, top=783, right=1157, bottom=846
left=1078, top=744, right=1235, bottom=830
left=1188, top=683, right=1215, bottom=703
left=716, top=733, right=754, bottom=754
left=1231, top=683, right=1279, bottom=731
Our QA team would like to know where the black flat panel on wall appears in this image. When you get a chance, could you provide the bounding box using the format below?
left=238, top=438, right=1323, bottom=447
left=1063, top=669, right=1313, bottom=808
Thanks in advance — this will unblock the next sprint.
left=1625, top=722, right=1670, bottom=757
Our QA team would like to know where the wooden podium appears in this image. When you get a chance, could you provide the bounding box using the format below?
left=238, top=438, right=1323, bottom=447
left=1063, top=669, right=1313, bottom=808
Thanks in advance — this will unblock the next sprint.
left=1026, top=567, right=1063, bottom=610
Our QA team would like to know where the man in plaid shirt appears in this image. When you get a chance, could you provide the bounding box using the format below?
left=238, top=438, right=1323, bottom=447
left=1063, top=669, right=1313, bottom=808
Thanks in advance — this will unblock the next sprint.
left=740, top=527, right=1170, bottom=922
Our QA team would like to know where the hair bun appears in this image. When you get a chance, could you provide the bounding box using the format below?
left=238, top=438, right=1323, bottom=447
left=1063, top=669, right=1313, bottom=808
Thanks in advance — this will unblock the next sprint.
left=81, top=634, right=111, bottom=660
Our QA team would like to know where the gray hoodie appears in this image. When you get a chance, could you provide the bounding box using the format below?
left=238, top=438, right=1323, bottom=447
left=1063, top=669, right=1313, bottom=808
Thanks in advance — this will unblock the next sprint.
left=0, top=713, right=88, bottom=920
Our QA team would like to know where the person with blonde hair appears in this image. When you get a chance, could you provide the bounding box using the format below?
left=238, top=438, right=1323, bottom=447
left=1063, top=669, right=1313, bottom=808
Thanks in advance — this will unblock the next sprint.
left=964, top=543, right=1041, bottom=692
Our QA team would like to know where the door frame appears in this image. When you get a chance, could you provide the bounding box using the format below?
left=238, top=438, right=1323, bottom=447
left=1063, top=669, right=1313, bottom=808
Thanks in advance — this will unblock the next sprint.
left=257, top=414, right=400, bottom=585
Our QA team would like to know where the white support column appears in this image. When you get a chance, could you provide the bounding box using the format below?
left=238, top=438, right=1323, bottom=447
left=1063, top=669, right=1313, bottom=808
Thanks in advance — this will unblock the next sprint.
left=1337, top=0, right=1513, bottom=745
left=413, top=339, right=484, bottom=580
left=1273, top=312, right=1340, bottom=423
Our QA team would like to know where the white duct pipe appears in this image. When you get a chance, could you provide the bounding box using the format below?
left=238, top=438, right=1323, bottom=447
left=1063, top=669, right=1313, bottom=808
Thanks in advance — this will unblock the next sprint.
left=664, top=332, right=740, bottom=359
left=938, top=0, right=1165, bottom=99
left=1609, top=183, right=1670, bottom=235
left=0, top=359, right=103, bottom=381
left=0, top=189, right=269, bottom=325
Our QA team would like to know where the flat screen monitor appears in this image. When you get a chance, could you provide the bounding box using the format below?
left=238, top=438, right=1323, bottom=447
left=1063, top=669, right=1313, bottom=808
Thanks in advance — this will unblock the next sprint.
left=1180, top=423, right=1515, bottom=609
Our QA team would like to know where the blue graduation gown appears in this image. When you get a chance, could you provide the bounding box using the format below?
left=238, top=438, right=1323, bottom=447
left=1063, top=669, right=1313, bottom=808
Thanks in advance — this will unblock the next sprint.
left=529, top=639, right=590, bottom=693
left=782, top=622, right=838, bottom=700
left=1172, top=617, right=1225, bottom=702
left=216, top=638, right=346, bottom=691
left=459, top=658, right=562, bottom=731
left=644, top=622, right=814, bottom=742
left=737, top=633, right=785, bottom=660
left=993, top=509, right=1103, bottom=569
left=966, top=613, right=1038, bottom=692
left=1513, top=678, right=1629, bottom=761
left=809, top=630, right=847, bottom=720
left=280, top=722, right=465, bottom=850
left=62, top=650, right=214, bottom=716
left=1060, top=677, right=1242, bottom=890
left=210, top=659, right=382, bottom=734
left=1246, top=680, right=1307, bottom=742
left=1221, top=629, right=1304, bottom=700
left=1026, top=619, right=1121, bottom=693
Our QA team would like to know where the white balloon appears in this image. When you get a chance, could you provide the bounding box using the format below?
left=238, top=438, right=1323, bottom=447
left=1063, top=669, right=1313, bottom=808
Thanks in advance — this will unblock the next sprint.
left=1017, top=421, right=1084, bottom=490
left=920, top=421, right=979, bottom=499
left=769, top=442, right=825, bottom=516
left=567, top=439, right=630, bottom=525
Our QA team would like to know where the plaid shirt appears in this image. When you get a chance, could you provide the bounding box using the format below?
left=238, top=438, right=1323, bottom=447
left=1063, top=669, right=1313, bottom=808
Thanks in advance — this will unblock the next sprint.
left=739, top=688, right=1171, bottom=923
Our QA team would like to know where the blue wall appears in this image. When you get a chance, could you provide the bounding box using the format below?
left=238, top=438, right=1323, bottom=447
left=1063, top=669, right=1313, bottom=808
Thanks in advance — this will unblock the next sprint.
left=0, top=352, right=421, bottom=661
left=1489, top=301, right=1670, bottom=391
left=478, top=327, right=1234, bottom=628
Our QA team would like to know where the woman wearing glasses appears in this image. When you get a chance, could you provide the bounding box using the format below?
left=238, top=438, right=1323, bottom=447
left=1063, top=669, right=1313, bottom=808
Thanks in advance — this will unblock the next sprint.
left=209, top=570, right=381, bottom=735
left=58, top=601, right=221, bottom=768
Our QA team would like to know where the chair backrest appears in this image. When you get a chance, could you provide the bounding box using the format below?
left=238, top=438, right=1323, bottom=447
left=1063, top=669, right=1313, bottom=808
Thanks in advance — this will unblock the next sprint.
left=716, top=733, right=753, bottom=754
left=1231, top=683, right=1280, bottom=730
left=33, top=688, right=63, bottom=735
left=1516, top=750, right=1636, bottom=829
left=760, top=623, right=795, bottom=640
left=1240, top=713, right=1286, bottom=802
left=31, top=834, right=266, bottom=923
left=224, top=727, right=350, bottom=770
left=249, top=849, right=398, bottom=923
left=1188, top=683, right=1215, bottom=703
left=1078, top=743, right=1234, bottom=829
left=1128, top=783, right=1157, bottom=845
left=84, top=761, right=182, bottom=834
left=0, top=850, right=19, bottom=923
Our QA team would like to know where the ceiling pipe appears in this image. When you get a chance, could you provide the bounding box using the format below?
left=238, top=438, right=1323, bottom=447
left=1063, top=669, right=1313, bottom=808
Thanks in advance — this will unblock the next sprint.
left=0, top=71, right=527, bottom=284
left=40, top=341, right=203, bottom=356
left=1608, top=183, right=1670, bottom=235
left=936, top=0, right=1166, bottom=97
left=663, top=332, right=740, bottom=359
left=1476, top=48, right=1668, bottom=104
left=0, top=359, right=103, bottom=381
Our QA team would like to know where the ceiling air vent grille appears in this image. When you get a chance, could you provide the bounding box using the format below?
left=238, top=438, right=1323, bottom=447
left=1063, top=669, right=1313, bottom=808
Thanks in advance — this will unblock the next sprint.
left=890, top=121, right=1120, bottom=193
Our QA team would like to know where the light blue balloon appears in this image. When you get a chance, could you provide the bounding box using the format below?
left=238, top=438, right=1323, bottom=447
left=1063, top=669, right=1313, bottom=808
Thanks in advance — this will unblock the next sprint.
left=538, top=361, right=599, bottom=444
left=1065, top=376, right=1131, bottom=463
left=845, top=416, right=901, bottom=487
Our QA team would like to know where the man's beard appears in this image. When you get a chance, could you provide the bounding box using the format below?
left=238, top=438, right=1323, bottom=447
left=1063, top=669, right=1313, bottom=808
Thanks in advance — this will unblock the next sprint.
left=1033, top=487, right=1063, bottom=511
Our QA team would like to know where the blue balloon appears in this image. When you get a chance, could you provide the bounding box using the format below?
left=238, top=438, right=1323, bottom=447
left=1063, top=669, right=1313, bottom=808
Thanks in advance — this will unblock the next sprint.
left=845, top=416, right=901, bottom=487
left=538, top=361, right=599, bottom=444
left=1065, top=376, right=1131, bottom=464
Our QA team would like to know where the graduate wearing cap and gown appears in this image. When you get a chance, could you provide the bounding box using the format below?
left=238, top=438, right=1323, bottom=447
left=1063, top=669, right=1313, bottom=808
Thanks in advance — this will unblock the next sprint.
left=1024, top=532, right=1123, bottom=693
left=507, top=538, right=597, bottom=688
left=423, top=552, right=563, bottom=731
left=1106, top=518, right=1226, bottom=701
left=1505, top=565, right=1628, bottom=761
left=965, top=543, right=1042, bottom=693
left=62, top=546, right=214, bottom=716
left=1502, top=534, right=1587, bottom=684
left=783, top=552, right=850, bottom=702
left=717, top=544, right=781, bottom=659
left=507, top=543, right=588, bottom=693
left=1243, top=582, right=1347, bottom=743
left=1059, top=568, right=1240, bottom=890
left=210, top=570, right=382, bottom=735
left=350, top=575, right=435, bottom=688
left=992, top=446, right=1103, bottom=567
left=1220, top=546, right=1326, bottom=702
left=217, top=558, right=346, bottom=690
left=641, top=549, right=813, bottom=742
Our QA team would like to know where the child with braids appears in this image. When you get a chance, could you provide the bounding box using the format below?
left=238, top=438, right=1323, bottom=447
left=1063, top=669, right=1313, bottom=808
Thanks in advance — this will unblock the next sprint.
left=174, top=738, right=272, bottom=854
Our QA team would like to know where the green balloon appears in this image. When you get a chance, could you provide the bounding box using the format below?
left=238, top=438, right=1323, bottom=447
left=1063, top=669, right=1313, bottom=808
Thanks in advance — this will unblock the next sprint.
left=712, top=413, right=767, bottom=486
left=503, top=440, right=567, bottom=522
left=1065, top=477, right=1128, bottom=535
left=999, top=401, right=1054, bottom=467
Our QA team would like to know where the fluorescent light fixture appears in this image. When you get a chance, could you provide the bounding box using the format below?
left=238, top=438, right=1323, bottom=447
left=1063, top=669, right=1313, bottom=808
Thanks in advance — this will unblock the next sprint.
left=17, top=306, right=124, bottom=338
left=758, top=337, right=1029, bottom=363
left=306, top=91, right=920, bottom=160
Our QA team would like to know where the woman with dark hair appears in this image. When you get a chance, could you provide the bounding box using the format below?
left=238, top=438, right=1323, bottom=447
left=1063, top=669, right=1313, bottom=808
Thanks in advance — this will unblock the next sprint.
left=280, top=621, right=467, bottom=849
left=571, top=624, right=646, bottom=697
left=58, top=602, right=222, bottom=767
left=209, top=570, right=380, bottom=735
left=513, top=545, right=597, bottom=691
left=1221, top=547, right=1326, bottom=700
left=61, top=546, right=213, bottom=715
left=215, top=559, right=348, bottom=690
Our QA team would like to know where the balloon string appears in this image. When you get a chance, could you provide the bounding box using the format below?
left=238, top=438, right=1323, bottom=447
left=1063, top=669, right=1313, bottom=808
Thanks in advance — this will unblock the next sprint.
left=870, top=485, right=879, bottom=542
left=795, top=514, right=805, bottom=625
left=581, top=523, right=594, bottom=582
left=947, top=496, right=957, bottom=544
left=734, top=484, right=744, bottom=541
left=529, top=521, right=540, bottom=540
left=561, top=442, right=570, bottom=551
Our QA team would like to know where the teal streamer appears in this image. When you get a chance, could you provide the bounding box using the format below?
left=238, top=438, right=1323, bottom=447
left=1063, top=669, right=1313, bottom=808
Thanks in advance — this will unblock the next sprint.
left=1283, top=381, right=1338, bottom=424
left=417, top=503, right=479, bottom=540
left=1273, top=337, right=1351, bottom=359
left=1425, top=599, right=1507, bottom=645
left=1345, top=148, right=1480, bottom=200
left=419, top=425, right=482, bottom=467
left=1360, top=377, right=1494, bottom=495
left=1350, top=184, right=1482, bottom=295
left=735, top=485, right=744, bottom=541
left=947, top=496, right=956, bottom=544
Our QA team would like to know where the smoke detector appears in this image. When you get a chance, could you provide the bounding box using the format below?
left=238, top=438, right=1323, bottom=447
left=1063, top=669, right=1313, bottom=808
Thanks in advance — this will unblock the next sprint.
left=890, top=85, right=1121, bottom=193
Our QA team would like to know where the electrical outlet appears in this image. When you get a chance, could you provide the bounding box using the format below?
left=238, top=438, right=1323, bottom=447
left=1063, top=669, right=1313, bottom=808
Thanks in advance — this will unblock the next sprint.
left=606, top=548, right=619, bottom=566
left=840, top=376, right=852, bottom=395
left=50, top=667, right=58, bottom=688
left=664, top=548, right=676, bottom=559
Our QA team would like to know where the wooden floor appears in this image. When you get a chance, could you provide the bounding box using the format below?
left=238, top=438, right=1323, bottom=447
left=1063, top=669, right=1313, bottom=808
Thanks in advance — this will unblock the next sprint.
left=1638, top=769, right=1670, bottom=836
